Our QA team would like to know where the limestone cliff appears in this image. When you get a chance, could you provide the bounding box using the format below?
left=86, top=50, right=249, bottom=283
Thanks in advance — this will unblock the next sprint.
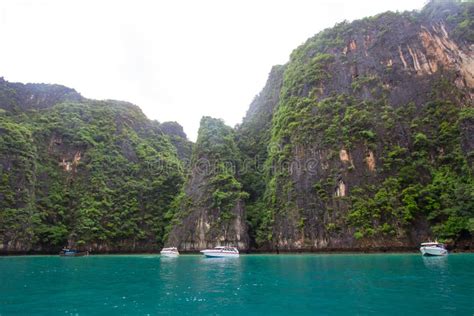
left=236, top=0, right=473, bottom=251
left=166, top=117, right=249, bottom=250
left=158, top=121, right=193, bottom=163
left=0, top=79, right=187, bottom=253
left=1, top=0, right=473, bottom=254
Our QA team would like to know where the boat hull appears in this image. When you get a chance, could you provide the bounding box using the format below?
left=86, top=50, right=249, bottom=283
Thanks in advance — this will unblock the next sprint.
left=59, top=251, right=89, bottom=257
left=420, top=246, right=447, bottom=256
left=200, top=251, right=239, bottom=258
left=160, top=252, right=179, bottom=257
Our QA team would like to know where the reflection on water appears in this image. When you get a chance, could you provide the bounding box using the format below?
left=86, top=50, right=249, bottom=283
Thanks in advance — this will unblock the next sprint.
left=157, top=255, right=244, bottom=312
left=421, top=255, right=454, bottom=302
left=160, top=256, right=179, bottom=261
left=200, top=256, right=241, bottom=265
left=422, top=255, right=448, bottom=270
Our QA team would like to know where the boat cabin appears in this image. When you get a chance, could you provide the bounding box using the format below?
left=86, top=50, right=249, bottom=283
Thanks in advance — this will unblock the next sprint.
left=420, top=242, right=445, bottom=248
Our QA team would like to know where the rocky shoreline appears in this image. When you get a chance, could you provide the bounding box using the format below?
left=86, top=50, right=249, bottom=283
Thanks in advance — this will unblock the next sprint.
left=1, top=1, right=473, bottom=255
left=2, top=245, right=473, bottom=256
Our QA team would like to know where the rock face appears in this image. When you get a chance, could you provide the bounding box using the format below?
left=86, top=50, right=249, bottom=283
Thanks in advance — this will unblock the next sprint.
left=235, top=65, right=286, bottom=247
left=0, top=77, right=83, bottom=112
left=0, top=80, right=187, bottom=253
left=159, top=121, right=193, bottom=163
left=166, top=117, right=249, bottom=250
left=1, top=0, right=473, bottom=254
left=233, top=0, right=474, bottom=251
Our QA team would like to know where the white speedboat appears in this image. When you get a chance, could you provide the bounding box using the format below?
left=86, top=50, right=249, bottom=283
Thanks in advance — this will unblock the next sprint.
left=420, top=242, right=447, bottom=256
left=200, top=246, right=239, bottom=258
left=160, top=247, right=179, bottom=257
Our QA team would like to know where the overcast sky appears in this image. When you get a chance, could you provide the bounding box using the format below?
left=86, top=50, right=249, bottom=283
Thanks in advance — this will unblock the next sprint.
left=0, top=0, right=426, bottom=140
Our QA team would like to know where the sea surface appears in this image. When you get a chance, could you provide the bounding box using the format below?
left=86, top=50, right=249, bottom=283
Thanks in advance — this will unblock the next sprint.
left=0, top=253, right=473, bottom=315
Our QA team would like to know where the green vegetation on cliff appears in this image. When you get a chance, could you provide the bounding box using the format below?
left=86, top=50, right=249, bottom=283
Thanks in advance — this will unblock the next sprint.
left=1, top=0, right=473, bottom=253
left=237, top=0, right=474, bottom=249
left=0, top=81, right=185, bottom=252
left=166, top=117, right=248, bottom=250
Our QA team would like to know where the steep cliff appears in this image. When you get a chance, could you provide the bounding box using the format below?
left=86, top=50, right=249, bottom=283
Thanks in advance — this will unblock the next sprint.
left=1, top=0, right=473, bottom=254
left=0, top=79, right=187, bottom=253
left=240, top=0, right=474, bottom=251
left=166, top=117, right=249, bottom=251
left=0, top=77, right=83, bottom=113
left=158, top=121, right=193, bottom=163
left=235, top=65, right=286, bottom=247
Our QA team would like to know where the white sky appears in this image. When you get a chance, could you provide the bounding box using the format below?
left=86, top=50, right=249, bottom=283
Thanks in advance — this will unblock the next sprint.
left=0, top=0, right=426, bottom=141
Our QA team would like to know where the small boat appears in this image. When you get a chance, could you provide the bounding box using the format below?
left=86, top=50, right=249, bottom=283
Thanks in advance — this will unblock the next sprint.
left=200, top=246, right=239, bottom=258
left=420, top=242, right=448, bottom=256
left=59, top=249, right=89, bottom=257
left=160, top=247, right=179, bottom=257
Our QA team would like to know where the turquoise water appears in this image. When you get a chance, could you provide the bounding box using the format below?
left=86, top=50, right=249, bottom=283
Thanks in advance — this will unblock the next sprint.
left=0, top=254, right=473, bottom=315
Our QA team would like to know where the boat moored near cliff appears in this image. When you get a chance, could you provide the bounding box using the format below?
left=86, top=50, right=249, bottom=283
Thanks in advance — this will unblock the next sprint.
left=59, top=249, right=89, bottom=257
left=200, top=246, right=240, bottom=258
left=420, top=242, right=447, bottom=256
left=160, top=247, right=180, bottom=257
